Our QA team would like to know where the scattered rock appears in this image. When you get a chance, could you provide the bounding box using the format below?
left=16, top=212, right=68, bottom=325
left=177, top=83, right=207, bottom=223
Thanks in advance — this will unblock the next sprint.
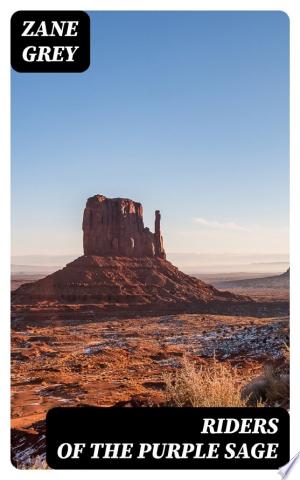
left=11, top=421, right=46, bottom=468
left=142, top=381, right=166, bottom=391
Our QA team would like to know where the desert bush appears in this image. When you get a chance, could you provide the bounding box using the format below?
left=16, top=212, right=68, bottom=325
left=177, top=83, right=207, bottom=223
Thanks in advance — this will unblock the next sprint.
left=264, top=370, right=289, bottom=407
left=165, top=356, right=253, bottom=407
left=15, top=456, right=49, bottom=470
left=283, top=343, right=290, bottom=362
left=242, top=348, right=289, bottom=408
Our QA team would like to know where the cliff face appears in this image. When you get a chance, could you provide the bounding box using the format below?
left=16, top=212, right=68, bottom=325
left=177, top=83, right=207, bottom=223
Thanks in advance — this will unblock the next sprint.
left=82, top=195, right=166, bottom=259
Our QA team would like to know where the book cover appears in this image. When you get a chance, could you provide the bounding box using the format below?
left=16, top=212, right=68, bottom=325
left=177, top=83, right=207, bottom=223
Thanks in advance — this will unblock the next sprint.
left=9, top=8, right=290, bottom=472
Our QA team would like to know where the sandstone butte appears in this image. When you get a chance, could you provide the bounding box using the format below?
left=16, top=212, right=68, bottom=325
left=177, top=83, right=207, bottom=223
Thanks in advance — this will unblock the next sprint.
left=12, top=195, right=249, bottom=312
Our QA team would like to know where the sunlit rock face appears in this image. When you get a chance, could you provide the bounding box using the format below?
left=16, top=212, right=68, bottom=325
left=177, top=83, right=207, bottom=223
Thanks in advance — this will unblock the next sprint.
left=82, top=195, right=166, bottom=259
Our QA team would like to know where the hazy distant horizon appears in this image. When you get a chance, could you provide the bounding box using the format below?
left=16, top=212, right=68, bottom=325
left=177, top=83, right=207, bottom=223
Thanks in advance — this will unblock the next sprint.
left=11, top=252, right=289, bottom=274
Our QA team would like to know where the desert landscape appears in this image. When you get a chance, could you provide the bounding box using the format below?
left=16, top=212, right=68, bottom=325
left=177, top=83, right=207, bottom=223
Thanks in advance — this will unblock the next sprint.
left=11, top=196, right=289, bottom=468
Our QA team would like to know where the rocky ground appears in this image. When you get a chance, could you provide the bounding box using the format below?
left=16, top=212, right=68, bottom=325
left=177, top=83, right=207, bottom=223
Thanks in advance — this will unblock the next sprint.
left=11, top=310, right=289, bottom=467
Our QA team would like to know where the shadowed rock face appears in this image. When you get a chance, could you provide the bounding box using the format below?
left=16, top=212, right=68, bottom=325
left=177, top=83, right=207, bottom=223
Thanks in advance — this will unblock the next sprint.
left=82, top=195, right=166, bottom=259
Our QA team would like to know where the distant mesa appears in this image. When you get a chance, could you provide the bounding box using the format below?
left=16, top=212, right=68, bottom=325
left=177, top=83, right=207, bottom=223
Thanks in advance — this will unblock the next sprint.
left=215, top=268, right=290, bottom=290
left=12, top=195, right=249, bottom=311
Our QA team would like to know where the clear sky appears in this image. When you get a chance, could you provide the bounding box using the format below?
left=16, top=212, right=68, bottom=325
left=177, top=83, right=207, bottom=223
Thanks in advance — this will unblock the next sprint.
left=12, top=11, right=289, bottom=264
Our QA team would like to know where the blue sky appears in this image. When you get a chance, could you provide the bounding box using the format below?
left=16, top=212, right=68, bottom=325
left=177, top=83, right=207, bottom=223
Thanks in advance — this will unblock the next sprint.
left=12, top=11, right=289, bottom=262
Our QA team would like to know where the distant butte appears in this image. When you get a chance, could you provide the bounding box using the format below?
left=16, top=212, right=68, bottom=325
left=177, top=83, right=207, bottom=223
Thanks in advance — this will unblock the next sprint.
left=12, top=195, right=250, bottom=312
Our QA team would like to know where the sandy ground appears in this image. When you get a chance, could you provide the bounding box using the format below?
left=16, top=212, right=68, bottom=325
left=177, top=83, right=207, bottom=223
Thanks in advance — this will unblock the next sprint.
left=11, top=273, right=289, bottom=467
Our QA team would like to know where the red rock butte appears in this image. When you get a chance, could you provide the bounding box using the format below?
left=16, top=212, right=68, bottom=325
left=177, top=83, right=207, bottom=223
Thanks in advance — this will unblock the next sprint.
left=82, top=195, right=166, bottom=259
left=12, top=195, right=250, bottom=311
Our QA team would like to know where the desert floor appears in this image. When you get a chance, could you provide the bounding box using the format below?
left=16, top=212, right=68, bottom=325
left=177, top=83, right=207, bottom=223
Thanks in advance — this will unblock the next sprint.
left=11, top=272, right=289, bottom=467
